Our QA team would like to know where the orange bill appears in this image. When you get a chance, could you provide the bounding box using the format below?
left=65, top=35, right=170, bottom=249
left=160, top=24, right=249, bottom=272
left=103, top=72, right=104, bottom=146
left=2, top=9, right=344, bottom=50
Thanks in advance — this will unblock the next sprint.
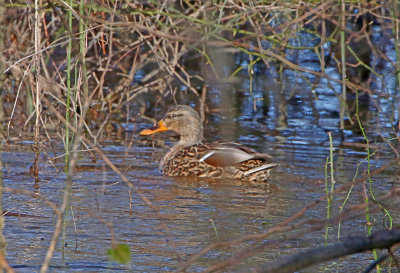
left=140, top=120, right=168, bottom=135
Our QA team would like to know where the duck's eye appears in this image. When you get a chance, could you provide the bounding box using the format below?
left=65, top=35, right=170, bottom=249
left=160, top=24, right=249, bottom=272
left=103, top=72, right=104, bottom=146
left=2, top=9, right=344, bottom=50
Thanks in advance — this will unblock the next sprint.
left=167, top=113, right=182, bottom=119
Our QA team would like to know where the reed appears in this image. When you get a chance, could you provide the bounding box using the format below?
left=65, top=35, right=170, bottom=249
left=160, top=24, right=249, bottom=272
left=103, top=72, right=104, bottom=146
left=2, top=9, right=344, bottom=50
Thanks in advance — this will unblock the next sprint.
left=324, top=131, right=335, bottom=246
left=390, top=0, right=400, bottom=90
left=339, top=0, right=346, bottom=131
left=65, top=0, right=73, bottom=167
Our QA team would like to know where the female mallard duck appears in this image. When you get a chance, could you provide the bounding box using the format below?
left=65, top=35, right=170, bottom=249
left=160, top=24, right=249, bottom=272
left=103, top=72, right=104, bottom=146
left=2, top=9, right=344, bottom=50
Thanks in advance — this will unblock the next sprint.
left=140, top=105, right=277, bottom=182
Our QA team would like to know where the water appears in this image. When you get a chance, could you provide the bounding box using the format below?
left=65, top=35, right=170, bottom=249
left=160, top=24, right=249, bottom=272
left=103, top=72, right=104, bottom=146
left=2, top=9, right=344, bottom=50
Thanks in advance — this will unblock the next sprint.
left=2, top=98, right=399, bottom=272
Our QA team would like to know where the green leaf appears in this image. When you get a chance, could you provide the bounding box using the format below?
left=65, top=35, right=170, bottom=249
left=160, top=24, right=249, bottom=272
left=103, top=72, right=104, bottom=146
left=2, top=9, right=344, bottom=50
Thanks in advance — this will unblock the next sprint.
left=233, top=28, right=237, bottom=37
left=107, top=244, right=131, bottom=265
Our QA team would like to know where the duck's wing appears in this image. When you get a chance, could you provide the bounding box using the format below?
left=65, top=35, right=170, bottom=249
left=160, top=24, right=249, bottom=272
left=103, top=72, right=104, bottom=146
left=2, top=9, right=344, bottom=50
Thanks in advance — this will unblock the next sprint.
left=215, top=142, right=272, bottom=159
left=198, top=143, right=273, bottom=168
left=198, top=146, right=254, bottom=167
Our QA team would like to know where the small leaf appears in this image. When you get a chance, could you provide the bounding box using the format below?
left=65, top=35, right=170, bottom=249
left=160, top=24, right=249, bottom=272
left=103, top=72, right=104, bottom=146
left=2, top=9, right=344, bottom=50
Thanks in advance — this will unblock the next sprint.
left=107, top=244, right=131, bottom=265
left=233, top=28, right=237, bottom=37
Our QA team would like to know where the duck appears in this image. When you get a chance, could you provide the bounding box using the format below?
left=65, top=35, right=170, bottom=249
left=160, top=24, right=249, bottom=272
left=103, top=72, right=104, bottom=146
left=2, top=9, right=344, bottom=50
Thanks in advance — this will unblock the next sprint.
left=140, top=105, right=277, bottom=182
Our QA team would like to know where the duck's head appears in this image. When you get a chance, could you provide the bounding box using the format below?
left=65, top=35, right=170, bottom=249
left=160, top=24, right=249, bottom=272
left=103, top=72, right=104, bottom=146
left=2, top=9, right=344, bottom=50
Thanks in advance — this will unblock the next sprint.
left=140, top=105, right=203, bottom=146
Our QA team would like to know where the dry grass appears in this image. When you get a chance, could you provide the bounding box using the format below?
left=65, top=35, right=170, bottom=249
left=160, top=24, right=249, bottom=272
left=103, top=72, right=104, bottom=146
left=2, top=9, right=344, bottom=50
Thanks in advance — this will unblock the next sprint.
left=2, top=1, right=397, bottom=136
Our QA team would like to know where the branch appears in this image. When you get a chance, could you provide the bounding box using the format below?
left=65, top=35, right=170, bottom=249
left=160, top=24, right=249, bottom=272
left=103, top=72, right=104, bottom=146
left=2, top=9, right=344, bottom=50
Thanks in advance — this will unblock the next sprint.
left=250, top=229, right=400, bottom=273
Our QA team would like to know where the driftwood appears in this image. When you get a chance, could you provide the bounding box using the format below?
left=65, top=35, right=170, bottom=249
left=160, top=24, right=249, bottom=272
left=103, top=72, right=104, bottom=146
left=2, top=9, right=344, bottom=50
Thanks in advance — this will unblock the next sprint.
left=250, top=229, right=400, bottom=273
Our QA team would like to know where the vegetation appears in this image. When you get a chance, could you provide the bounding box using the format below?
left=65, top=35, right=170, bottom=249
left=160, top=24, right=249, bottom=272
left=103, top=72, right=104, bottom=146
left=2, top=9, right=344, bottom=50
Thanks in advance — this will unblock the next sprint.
left=0, top=0, right=399, bottom=272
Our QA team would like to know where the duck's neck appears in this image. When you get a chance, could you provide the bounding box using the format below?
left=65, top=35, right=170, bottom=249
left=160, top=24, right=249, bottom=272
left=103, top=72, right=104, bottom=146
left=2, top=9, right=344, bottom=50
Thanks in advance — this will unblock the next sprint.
left=177, top=132, right=203, bottom=147
left=159, top=129, right=203, bottom=171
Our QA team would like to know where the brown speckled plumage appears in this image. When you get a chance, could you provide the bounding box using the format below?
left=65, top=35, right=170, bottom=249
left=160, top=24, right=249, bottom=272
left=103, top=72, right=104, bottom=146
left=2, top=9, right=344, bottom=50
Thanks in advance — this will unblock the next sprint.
left=140, top=105, right=276, bottom=182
